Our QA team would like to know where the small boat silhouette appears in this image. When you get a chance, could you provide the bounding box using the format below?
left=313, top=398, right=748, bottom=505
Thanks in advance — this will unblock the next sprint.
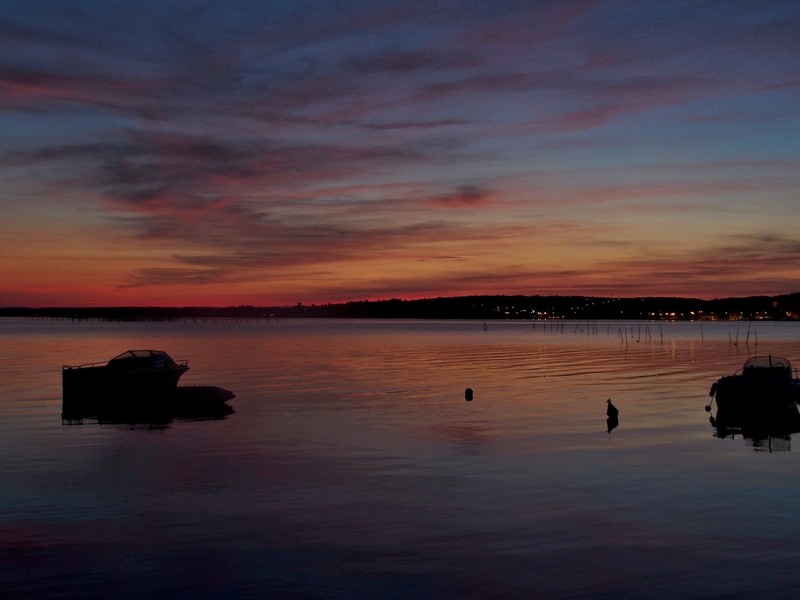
left=707, top=355, right=799, bottom=418
left=61, top=349, right=234, bottom=423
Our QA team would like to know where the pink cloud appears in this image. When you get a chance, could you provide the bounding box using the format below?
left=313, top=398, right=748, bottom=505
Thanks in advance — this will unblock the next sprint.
left=429, top=186, right=492, bottom=208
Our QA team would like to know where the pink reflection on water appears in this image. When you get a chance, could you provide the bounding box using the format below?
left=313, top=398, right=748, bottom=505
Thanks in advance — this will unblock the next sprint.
left=3, top=319, right=800, bottom=597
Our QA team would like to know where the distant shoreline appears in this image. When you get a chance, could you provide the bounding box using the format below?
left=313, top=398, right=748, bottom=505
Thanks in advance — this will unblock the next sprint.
left=2, top=292, right=799, bottom=321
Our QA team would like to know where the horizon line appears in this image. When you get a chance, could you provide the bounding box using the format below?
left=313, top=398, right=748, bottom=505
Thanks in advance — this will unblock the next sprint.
left=3, top=290, right=799, bottom=311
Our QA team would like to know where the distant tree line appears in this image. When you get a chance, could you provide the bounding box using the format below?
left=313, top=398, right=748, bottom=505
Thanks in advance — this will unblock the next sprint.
left=2, top=292, right=799, bottom=321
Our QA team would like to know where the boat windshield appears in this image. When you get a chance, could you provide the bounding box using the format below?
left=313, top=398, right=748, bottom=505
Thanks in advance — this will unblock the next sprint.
left=107, top=350, right=176, bottom=368
left=743, top=356, right=791, bottom=370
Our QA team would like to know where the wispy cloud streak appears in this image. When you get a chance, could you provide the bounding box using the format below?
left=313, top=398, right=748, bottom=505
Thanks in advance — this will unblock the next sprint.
left=1, top=0, right=799, bottom=305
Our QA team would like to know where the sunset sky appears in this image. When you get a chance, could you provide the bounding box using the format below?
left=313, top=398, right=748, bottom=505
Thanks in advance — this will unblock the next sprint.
left=2, top=1, right=799, bottom=307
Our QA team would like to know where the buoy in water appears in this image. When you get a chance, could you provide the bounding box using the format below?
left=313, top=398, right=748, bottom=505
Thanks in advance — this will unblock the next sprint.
left=606, top=398, right=619, bottom=434
left=606, top=398, right=619, bottom=418
left=465, top=388, right=473, bottom=401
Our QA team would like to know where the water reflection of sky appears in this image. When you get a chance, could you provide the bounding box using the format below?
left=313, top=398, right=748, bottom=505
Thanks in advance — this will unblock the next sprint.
left=2, top=319, right=800, bottom=598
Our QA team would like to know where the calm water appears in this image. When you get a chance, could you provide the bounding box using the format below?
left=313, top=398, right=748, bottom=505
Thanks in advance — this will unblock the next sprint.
left=2, top=318, right=800, bottom=599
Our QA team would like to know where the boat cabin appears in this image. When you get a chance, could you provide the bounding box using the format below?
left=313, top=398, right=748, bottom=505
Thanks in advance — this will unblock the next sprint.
left=106, top=350, right=186, bottom=371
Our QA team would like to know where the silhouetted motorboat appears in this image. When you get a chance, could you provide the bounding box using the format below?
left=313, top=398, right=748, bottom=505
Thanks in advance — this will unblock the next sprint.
left=706, top=356, right=800, bottom=450
left=62, top=350, right=234, bottom=422
left=707, top=355, right=800, bottom=419
left=63, top=350, right=189, bottom=398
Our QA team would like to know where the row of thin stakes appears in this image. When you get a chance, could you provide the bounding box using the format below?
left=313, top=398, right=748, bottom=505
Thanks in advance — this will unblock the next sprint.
left=492, top=319, right=759, bottom=346
left=614, top=323, right=758, bottom=346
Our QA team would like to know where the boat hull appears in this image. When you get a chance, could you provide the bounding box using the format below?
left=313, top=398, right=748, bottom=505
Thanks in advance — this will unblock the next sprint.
left=711, top=374, right=800, bottom=418
left=62, top=363, right=189, bottom=401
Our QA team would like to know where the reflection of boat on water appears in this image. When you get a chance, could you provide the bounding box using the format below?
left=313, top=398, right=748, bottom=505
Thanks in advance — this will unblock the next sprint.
left=706, top=355, right=800, bottom=452
left=62, top=350, right=234, bottom=423
left=62, top=385, right=235, bottom=424
left=709, top=408, right=798, bottom=452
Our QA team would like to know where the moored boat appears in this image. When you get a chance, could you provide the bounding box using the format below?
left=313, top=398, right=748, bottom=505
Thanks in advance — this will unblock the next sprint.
left=62, top=350, right=234, bottom=422
left=707, top=355, right=800, bottom=420
left=63, top=350, right=190, bottom=400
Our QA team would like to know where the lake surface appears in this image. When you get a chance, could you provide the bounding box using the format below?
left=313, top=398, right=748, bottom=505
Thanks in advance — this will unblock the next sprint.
left=2, top=318, right=800, bottom=599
